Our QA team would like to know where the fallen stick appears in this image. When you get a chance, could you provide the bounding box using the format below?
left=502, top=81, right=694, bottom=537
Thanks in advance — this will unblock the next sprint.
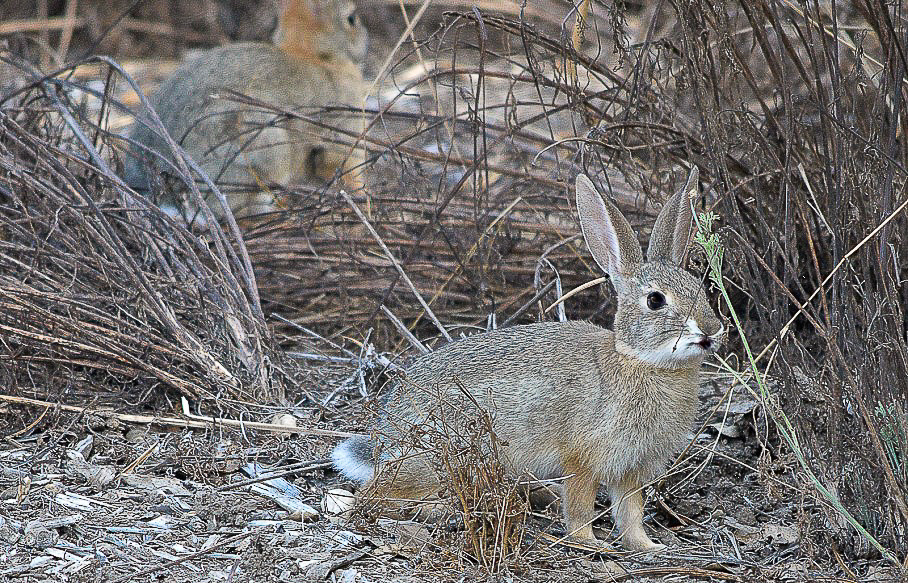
left=0, top=394, right=357, bottom=438
left=108, top=530, right=255, bottom=583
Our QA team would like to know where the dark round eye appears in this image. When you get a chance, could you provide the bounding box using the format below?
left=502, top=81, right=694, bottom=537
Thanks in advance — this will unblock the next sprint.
left=646, top=291, right=666, bottom=310
left=347, top=11, right=357, bottom=27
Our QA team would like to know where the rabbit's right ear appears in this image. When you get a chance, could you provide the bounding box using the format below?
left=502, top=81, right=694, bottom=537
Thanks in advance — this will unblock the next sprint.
left=576, top=174, right=644, bottom=277
left=647, top=166, right=697, bottom=265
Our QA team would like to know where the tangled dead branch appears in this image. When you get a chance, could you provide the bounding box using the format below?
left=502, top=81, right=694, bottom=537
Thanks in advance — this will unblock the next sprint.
left=0, top=68, right=282, bottom=408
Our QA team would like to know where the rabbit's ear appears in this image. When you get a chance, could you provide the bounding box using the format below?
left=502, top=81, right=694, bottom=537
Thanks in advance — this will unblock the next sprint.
left=647, top=166, right=698, bottom=265
left=576, top=174, right=644, bottom=277
left=273, top=0, right=319, bottom=48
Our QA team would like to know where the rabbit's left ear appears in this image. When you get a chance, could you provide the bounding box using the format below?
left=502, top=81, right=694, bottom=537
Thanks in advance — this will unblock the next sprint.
left=576, top=174, right=644, bottom=278
left=647, top=166, right=698, bottom=265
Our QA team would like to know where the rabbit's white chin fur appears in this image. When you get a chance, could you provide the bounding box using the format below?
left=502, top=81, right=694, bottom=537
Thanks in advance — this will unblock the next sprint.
left=616, top=337, right=712, bottom=369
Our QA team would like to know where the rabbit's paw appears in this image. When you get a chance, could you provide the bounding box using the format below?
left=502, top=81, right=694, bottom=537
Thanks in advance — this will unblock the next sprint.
left=621, top=530, right=666, bottom=553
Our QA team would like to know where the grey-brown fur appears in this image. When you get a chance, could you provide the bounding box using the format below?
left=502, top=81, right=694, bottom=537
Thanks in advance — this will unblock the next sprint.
left=124, top=0, right=367, bottom=218
left=333, top=168, right=724, bottom=551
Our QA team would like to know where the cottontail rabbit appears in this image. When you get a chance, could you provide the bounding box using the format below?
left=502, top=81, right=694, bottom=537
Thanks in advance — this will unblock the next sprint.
left=124, top=0, right=368, bottom=218
left=332, top=167, right=724, bottom=551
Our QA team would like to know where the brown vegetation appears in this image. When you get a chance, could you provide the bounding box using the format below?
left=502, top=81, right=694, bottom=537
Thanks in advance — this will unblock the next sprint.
left=0, top=0, right=906, bottom=579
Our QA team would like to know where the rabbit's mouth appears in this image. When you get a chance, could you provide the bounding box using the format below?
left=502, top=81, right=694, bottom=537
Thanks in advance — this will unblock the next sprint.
left=618, top=336, right=715, bottom=368
left=678, top=331, right=723, bottom=355
left=681, top=320, right=723, bottom=354
left=692, top=336, right=716, bottom=352
left=673, top=337, right=711, bottom=356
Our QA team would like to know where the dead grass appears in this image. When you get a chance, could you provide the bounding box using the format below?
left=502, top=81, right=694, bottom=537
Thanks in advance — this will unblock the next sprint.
left=369, top=379, right=529, bottom=573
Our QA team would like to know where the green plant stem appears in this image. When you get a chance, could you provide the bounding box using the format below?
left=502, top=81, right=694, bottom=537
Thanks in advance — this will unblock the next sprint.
left=694, top=211, right=899, bottom=564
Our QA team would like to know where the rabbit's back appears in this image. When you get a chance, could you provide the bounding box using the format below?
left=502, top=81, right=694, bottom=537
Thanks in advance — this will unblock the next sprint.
left=127, top=43, right=364, bottom=214
left=132, top=43, right=360, bottom=164
left=378, top=321, right=699, bottom=482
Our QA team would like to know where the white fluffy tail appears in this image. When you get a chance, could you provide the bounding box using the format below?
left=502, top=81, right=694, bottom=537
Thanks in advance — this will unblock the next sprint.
left=331, top=435, right=375, bottom=483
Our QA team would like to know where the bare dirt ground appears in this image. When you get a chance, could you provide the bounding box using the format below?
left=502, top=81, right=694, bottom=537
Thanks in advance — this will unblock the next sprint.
left=3, top=346, right=901, bottom=582
left=5, top=370, right=886, bottom=583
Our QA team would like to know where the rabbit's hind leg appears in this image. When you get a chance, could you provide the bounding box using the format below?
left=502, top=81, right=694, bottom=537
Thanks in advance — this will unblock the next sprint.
left=561, top=457, right=600, bottom=542
left=360, top=453, right=446, bottom=523
left=218, top=113, right=300, bottom=215
left=312, top=134, right=365, bottom=191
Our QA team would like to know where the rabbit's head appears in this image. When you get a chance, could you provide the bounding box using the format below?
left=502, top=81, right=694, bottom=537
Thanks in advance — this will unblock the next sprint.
left=576, top=168, right=724, bottom=369
left=273, top=0, right=369, bottom=65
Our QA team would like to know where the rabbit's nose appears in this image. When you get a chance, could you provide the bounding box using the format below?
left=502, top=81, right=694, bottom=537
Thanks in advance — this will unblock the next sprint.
left=700, top=317, right=724, bottom=338
left=697, top=336, right=713, bottom=351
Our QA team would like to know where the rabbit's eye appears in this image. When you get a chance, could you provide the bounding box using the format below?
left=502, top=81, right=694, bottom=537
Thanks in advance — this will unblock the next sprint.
left=347, top=11, right=357, bottom=27
left=646, top=291, right=666, bottom=310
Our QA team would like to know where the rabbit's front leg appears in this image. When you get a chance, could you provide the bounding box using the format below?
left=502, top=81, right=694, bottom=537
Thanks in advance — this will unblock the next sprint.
left=340, top=115, right=366, bottom=192
left=609, top=475, right=665, bottom=552
left=562, top=458, right=599, bottom=541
